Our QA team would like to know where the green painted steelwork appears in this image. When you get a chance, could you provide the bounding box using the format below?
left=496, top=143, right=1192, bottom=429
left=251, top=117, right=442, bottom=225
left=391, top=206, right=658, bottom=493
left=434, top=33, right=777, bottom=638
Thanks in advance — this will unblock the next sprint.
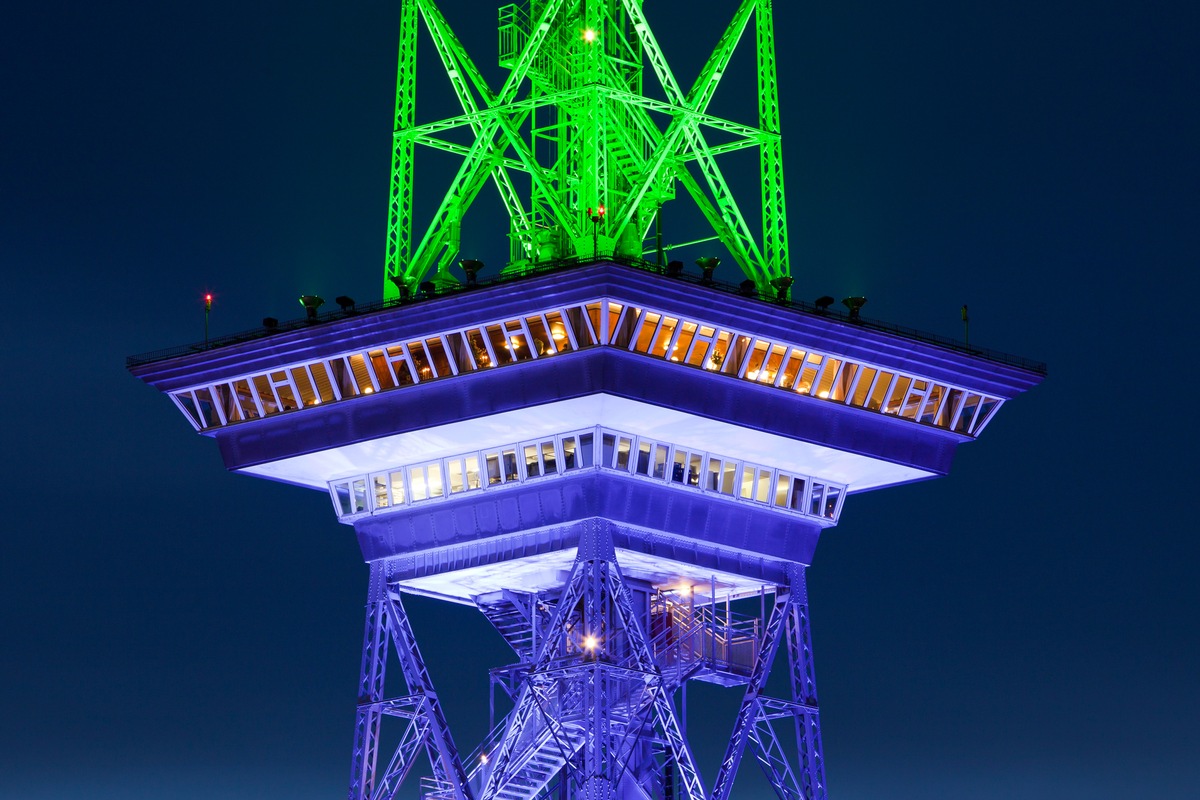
left=383, top=0, right=792, bottom=300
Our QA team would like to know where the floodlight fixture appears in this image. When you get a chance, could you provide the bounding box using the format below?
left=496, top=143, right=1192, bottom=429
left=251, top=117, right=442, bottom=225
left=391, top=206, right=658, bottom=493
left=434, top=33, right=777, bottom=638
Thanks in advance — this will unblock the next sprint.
left=262, top=317, right=279, bottom=330
left=841, top=296, right=867, bottom=320
left=665, top=260, right=684, bottom=278
left=458, top=259, right=484, bottom=286
left=814, top=295, right=835, bottom=312
left=770, top=276, right=794, bottom=302
left=696, top=257, right=720, bottom=284
left=299, top=295, right=324, bottom=321
left=419, top=281, right=437, bottom=299
left=738, top=279, right=757, bottom=298
left=335, top=296, right=356, bottom=312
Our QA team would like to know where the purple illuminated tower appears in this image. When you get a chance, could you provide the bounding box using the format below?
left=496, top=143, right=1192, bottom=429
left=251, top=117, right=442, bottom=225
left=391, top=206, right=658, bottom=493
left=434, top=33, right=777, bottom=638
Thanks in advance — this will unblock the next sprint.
left=128, top=3, right=1044, bottom=799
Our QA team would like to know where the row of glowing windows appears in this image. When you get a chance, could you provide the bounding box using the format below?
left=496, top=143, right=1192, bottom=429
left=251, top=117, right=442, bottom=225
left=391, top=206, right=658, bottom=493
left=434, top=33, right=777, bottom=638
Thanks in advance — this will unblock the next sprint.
left=329, top=427, right=847, bottom=523
left=172, top=299, right=1000, bottom=437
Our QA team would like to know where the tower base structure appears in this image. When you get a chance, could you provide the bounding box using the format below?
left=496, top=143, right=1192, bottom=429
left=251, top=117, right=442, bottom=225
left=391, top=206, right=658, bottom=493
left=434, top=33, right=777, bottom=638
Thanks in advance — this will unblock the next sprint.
left=129, top=260, right=1043, bottom=800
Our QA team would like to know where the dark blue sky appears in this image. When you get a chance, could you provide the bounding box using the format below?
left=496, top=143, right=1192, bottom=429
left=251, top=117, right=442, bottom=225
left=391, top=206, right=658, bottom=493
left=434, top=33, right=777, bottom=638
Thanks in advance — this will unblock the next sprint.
left=2, top=1, right=1197, bottom=798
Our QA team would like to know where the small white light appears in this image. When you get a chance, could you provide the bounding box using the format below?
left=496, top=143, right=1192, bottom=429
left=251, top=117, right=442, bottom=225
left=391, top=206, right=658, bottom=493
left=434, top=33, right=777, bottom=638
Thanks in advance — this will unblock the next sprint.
left=583, top=28, right=597, bottom=42
left=583, top=634, right=598, bottom=651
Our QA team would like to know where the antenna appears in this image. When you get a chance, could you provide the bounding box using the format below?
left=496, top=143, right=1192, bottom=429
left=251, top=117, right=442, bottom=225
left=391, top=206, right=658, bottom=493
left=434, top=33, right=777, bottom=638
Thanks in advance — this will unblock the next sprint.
left=383, top=0, right=791, bottom=299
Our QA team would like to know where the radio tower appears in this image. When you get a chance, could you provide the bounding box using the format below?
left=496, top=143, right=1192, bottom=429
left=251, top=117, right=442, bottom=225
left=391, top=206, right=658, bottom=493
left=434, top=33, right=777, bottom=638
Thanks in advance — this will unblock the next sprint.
left=129, top=2, right=1044, bottom=799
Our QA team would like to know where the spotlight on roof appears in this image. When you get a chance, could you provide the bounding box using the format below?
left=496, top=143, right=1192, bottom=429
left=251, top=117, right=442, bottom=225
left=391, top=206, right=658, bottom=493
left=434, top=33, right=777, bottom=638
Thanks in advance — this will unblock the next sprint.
left=665, top=260, right=684, bottom=278
left=738, top=279, right=758, bottom=298
left=335, top=295, right=356, bottom=312
left=769, top=275, right=794, bottom=302
left=458, top=259, right=484, bottom=286
left=814, top=295, right=835, bottom=312
left=299, top=295, right=324, bottom=321
left=841, top=296, right=867, bottom=320
left=262, top=317, right=278, bottom=330
left=387, top=274, right=412, bottom=302
left=695, top=257, right=720, bottom=284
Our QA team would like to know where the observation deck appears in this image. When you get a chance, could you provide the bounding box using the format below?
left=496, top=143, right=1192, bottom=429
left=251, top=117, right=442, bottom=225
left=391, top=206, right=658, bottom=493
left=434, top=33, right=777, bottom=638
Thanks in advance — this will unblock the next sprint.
left=130, top=257, right=1042, bottom=596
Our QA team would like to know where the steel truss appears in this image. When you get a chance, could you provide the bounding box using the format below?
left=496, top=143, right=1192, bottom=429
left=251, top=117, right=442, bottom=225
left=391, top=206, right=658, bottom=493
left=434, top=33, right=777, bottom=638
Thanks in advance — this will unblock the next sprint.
left=351, top=528, right=828, bottom=799
left=383, top=0, right=792, bottom=299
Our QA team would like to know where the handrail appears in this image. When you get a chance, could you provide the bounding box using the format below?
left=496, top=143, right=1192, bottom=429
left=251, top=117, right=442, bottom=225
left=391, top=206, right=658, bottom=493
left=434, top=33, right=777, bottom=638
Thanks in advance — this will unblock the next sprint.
left=127, top=255, right=1046, bottom=375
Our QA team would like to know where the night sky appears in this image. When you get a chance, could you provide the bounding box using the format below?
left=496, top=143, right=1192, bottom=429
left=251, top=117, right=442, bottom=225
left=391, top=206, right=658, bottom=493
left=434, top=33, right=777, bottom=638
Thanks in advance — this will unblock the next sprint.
left=2, top=1, right=1197, bottom=798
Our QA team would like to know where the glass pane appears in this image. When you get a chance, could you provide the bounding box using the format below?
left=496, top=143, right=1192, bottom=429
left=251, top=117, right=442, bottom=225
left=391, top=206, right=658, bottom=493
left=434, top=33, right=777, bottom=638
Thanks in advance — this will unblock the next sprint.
left=386, top=346, right=416, bottom=385
left=334, top=483, right=353, bottom=515
left=352, top=479, right=368, bottom=513
left=778, top=348, right=806, bottom=389
left=884, top=376, right=912, bottom=414
left=674, top=322, right=698, bottom=364
left=466, top=329, right=495, bottom=368
left=604, top=302, right=624, bottom=344
left=850, top=367, right=877, bottom=407
left=740, top=465, right=755, bottom=498
left=671, top=449, right=688, bottom=483
left=743, top=340, right=770, bottom=381
left=426, top=336, right=454, bottom=376
left=867, top=371, right=894, bottom=411
left=761, top=344, right=787, bottom=384
left=251, top=375, right=279, bottom=413
left=408, top=340, right=434, bottom=380
left=390, top=470, right=406, bottom=505
left=611, top=305, right=640, bottom=348
left=231, top=378, right=260, bottom=417
left=775, top=474, right=791, bottom=507
left=901, top=379, right=928, bottom=420
left=635, top=441, right=653, bottom=475
left=502, top=449, right=519, bottom=481
left=563, top=437, right=578, bottom=470
left=485, top=324, right=514, bottom=364
left=602, top=433, right=616, bottom=467
left=824, top=486, right=842, bottom=518
left=426, top=464, right=444, bottom=498
left=653, top=445, right=668, bottom=479
left=486, top=453, right=503, bottom=485
left=373, top=475, right=390, bottom=508
left=579, top=433, right=595, bottom=467
left=347, top=355, right=375, bottom=395
left=367, top=350, right=397, bottom=391
left=526, top=315, right=553, bottom=356
left=706, top=331, right=733, bottom=371
left=444, top=332, right=472, bottom=372
left=705, top=458, right=721, bottom=491
left=615, top=437, right=633, bottom=471
left=721, top=461, right=737, bottom=495
left=972, top=398, right=1002, bottom=434
left=448, top=459, right=465, bottom=493
left=919, top=384, right=945, bottom=424
left=724, top=335, right=752, bottom=374
left=955, top=393, right=982, bottom=432
left=814, top=359, right=842, bottom=399
left=632, top=311, right=661, bottom=353
left=550, top=309, right=577, bottom=350
left=409, top=466, right=429, bottom=501
left=541, top=441, right=557, bottom=474
left=790, top=478, right=807, bottom=511
left=504, top=321, right=534, bottom=361
left=651, top=316, right=679, bottom=357
left=755, top=469, right=771, bottom=503
left=174, top=391, right=203, bottom=427
left=831, top=363, right=857, bottom=401
left=809, top=483, right=825, bottom=516
left=290, top=367, right=319, bottom=406
left=524, top=445, right=541, bottom=477
left=465, top=455, right=481, bottom=489
left=585, top=302, right=605, bottom=345
left=688, top=453, right=703, bottom=486
left=795, top=353, right=824, bottom=395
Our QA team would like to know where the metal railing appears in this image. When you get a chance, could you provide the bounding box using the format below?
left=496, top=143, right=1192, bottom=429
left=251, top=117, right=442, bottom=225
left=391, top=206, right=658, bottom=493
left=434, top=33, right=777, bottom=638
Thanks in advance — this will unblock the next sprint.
left=127, top=254, right=1046, bottom=375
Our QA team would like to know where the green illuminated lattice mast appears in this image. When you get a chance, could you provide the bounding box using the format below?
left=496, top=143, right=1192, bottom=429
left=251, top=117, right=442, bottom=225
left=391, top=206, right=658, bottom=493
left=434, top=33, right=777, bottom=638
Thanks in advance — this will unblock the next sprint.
left=384, top=0, right=790, bottom=300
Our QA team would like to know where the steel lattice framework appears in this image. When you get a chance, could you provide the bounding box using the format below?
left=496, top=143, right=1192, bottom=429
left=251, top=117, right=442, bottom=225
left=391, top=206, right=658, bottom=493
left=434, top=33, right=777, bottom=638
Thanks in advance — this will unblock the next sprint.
left=384, top=0, right=790, bottom=299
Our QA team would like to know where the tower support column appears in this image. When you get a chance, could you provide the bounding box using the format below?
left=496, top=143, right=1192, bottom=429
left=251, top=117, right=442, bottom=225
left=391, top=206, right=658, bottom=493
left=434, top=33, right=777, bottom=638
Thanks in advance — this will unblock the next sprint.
left=348, top=562, right=473, bottom=800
